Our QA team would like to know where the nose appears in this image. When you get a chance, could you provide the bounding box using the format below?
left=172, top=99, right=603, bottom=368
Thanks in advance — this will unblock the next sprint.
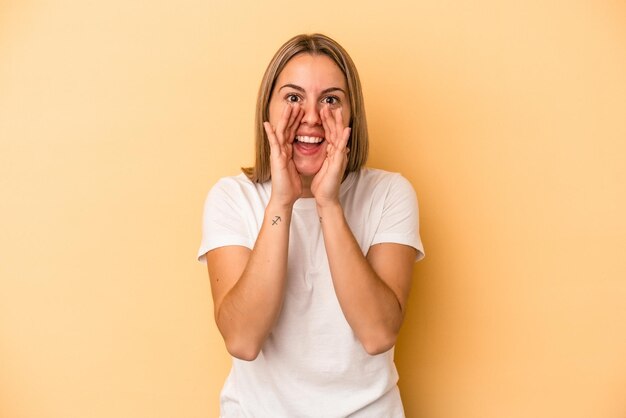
left=301, top=101, right=321, bottom=126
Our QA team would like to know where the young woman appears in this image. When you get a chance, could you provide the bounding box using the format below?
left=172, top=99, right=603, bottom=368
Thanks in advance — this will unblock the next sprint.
left=198, top=33, right=424, bottom=417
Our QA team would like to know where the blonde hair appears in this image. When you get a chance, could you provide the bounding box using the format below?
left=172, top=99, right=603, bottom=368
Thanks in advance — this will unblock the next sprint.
left=243, top=33, right=368, bottom=182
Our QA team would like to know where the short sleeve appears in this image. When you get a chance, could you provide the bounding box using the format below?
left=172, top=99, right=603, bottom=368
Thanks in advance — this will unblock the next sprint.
left=371, top=174, right=425, bottom=261
left=197, top=178, right=255, bottom=263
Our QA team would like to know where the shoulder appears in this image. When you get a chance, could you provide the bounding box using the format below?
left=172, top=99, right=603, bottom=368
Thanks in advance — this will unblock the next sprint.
left=345, top=168, right=415, bottom=199
left=207, top=173, right=271, bottom=203
left=211, top=173, right=263, bottom=193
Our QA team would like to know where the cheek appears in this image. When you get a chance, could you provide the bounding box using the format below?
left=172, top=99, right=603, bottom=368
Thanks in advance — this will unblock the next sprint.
left=343, top=109, right=352, bottom=128
left=267, top=99, right=281, bottom=126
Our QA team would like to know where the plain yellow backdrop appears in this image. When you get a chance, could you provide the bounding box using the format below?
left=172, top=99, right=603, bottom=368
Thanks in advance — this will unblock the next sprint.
left=1, top=0, right=625, bottom=417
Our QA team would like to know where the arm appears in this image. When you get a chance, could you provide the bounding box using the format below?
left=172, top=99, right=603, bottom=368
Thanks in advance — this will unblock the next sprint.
left=313, top=107, right=418, bottom=354
left=206, top=201, right=293, bottom=361
left=206, top=104, right=305, bottom=361
left=317, top=203, right=417, bottom=355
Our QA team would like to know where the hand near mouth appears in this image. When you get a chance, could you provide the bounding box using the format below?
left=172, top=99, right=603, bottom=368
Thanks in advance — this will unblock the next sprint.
left=311, top=106, right=351, bottom=208
left=264, top=104, right=305, bottom=207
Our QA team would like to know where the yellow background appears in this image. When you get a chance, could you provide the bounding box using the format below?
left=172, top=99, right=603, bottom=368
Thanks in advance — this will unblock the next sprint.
left=1, top=0, right=625, bottom=417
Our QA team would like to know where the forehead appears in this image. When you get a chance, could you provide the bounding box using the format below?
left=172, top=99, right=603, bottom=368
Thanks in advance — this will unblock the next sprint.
left=275, top=53, right=347, bottom=90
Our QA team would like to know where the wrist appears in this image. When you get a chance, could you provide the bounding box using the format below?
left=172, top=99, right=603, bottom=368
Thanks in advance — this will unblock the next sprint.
left=266, top=199, right=295, bottom=215
left=316, top=200, right=343, bottom=218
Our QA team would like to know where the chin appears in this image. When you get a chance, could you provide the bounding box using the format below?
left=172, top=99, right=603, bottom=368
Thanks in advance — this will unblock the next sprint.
left=295, top=165, right=322, bottom=179
left=294, top=158, right=325, bottom=178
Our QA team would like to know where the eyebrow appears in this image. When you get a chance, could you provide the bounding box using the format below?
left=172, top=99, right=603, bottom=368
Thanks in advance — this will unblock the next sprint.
left=279, top=83, right=346, bottom=95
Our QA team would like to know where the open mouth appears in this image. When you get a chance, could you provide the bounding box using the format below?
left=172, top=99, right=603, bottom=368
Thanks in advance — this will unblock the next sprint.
left=294, top=135, right=325, bottom=154
left=295, top=135, right=325, bottom=144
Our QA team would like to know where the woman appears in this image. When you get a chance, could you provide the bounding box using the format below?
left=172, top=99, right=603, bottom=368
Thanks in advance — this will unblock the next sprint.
left=198, top=33, right=424, bottom=417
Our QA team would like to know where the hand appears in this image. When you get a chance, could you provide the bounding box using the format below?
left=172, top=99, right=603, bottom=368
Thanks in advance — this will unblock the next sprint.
left=311, top=106, right=351, bottom=207
left=263, top=104, right=305, bottom=207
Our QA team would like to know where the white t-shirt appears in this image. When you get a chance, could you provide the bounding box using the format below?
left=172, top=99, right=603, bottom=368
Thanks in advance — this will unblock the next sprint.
left=198, top=168, right=424, bottom=418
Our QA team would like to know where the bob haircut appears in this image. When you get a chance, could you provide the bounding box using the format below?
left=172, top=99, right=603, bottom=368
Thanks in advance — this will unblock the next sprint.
left=243, top=33, right=368, bottom=183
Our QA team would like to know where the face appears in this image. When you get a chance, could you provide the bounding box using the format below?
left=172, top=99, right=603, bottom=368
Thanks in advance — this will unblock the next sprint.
left=268, top=53, right=351, bottom=179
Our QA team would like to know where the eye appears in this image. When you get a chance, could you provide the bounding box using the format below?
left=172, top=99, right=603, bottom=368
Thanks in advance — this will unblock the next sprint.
left=285, top=93, right=302, bottom=103
left=322, top=96, right=340, bottom=106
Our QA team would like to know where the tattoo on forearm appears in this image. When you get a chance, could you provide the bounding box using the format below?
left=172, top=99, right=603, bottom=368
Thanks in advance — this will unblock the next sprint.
left=272, top=216, right=281, bottom=225
left=319, top=217, right=322, bottom=223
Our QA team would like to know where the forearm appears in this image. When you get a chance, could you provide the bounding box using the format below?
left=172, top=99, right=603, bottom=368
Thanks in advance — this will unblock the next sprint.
left=317, top=203, right=404, bottom=355
left=216, top=201, right=292, bottom=360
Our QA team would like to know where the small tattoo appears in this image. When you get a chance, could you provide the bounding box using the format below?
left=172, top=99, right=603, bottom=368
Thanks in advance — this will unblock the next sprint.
left=319, top=217, right=322, bottom=223
left=272, top=216, right=281, bottom=225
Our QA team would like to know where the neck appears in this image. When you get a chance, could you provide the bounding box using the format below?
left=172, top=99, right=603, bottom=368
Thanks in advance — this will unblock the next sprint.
left=300, top=175, right=313, bottom=198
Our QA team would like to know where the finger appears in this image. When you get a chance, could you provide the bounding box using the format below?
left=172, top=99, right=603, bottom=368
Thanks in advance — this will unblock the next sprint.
left=320, top=107, right=330, bottom=140
left=275, top=105, right=293, bottom=145
left=334, top=107, right=343, bottom=128
left=340, top=127, right=352, bottom=150
left=286, top=104, right=300, bottom=134
left=263, top=122, right=280, bottom=155
left=320, top=107, right=336, bottom=144
left=324, top=106, right=338, bottom=145
left=333, top=108, right=347, bottom=147
left=286, top=106, right=304, bottom=144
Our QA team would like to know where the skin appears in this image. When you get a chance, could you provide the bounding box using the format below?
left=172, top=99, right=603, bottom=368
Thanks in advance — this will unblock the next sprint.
left=265, top=53, right=352, bottom=199
left=206, top=53, right=417, bottom=360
